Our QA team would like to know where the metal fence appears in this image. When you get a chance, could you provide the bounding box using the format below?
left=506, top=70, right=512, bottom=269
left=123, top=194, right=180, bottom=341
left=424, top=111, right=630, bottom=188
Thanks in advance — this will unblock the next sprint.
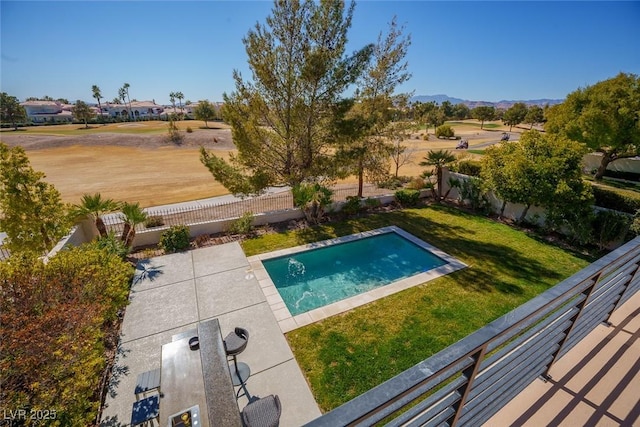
left=304, top=236, right=640, bottom=427
left=103, top=185, right=393, bottom=235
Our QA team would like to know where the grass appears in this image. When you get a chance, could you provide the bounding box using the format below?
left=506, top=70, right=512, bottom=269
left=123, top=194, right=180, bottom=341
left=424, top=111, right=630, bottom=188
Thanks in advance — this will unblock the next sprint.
left=24, top=145, right=234, bottom=207
left=0, top=120, right=229, bottom=136
left=241, top=205, right=592, bottom=411
left=466, top=149, right=486, bottom=155
left=447, top=120, right=505, bottom=130
left=585, top=175, right=640, bottom=194
left=2, top=121, right=482, bottom=207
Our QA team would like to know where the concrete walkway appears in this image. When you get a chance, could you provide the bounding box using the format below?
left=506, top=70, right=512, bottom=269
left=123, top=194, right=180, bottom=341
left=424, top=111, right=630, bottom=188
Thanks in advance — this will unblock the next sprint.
left=100, top=242, right=321, bottom=426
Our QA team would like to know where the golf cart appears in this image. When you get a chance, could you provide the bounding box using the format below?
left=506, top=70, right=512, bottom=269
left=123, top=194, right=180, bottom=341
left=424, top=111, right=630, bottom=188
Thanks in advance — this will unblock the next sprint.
left=456, top=139, right=469, bottom=149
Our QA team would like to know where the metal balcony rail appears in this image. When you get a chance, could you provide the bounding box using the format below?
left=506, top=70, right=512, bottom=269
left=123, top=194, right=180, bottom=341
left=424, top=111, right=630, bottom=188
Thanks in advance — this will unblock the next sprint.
left=305, top=237, right=640, bottom=427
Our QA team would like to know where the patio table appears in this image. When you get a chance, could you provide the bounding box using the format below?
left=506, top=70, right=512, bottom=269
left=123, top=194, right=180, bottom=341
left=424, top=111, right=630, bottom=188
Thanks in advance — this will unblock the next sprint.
left=160, top=318, right=242, bottom=427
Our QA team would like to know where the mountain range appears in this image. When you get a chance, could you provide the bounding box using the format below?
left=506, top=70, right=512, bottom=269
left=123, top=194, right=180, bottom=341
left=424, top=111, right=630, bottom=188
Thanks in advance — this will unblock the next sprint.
left=410, top=94, right=564, bottom=109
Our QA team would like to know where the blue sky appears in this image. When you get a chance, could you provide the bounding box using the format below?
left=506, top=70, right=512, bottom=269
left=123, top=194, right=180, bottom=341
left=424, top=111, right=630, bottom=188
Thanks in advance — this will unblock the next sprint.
left=1, top=1, right=639, bottom=105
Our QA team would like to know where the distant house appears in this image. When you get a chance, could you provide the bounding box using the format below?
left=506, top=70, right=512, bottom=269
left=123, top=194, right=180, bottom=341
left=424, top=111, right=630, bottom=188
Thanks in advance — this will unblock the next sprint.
left=104, top=100, right=165, bottom=119
left=21, top=100, right=75, bottom=123
left=182, top=101, right=223, bottom=119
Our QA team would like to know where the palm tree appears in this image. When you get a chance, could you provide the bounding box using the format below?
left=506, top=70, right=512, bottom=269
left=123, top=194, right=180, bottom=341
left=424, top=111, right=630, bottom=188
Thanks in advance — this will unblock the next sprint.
left=419, top=150, right=457, bottom=201
left=122, top=83, right=134, bottom=121
left=176, top=91, right=184, bottom=115
left=70, top=193, right=121, bottom=238
left=92, top=85, right=104, bottom=124
left=120, top=202, right=147, bottom=248
left=118, top=87, right=127, bottom=120
left=169, top=92, right=177, bottom=114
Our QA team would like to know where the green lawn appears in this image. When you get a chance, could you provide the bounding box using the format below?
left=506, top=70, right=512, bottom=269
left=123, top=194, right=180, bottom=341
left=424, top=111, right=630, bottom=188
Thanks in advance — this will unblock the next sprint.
left=586, top=176, right=640, bottom=194
left=242, top=205, right=592, bottom=411
left=446, top=121, right=503, bottom=129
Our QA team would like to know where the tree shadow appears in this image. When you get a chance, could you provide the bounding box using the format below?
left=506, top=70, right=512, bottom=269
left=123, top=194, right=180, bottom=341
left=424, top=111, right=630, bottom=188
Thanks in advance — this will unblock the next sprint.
left=100, top=415, right=124, bottom=427
left=0, top=127, right=28, bottom=132
left=132, top=259, right=165, bottom=286
left=290, top=205, right=574, bottom=296
left=107, top=341, right=131, bottom=398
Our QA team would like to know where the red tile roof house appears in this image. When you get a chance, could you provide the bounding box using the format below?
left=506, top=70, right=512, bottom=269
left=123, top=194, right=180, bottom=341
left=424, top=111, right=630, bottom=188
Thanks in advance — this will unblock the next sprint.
left=20, top=100, right=75, bottom=123
left=104, top=100, right=165, bottom=120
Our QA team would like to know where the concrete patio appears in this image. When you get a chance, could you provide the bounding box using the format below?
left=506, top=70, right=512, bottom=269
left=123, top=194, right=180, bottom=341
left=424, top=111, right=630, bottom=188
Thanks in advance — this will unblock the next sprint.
left=100, top=242, right=321, bottom=426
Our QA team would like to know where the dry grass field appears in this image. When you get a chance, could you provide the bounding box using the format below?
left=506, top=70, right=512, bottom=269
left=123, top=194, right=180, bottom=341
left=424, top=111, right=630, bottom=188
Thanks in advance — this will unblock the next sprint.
left=0, top=120, right=515, bottom=207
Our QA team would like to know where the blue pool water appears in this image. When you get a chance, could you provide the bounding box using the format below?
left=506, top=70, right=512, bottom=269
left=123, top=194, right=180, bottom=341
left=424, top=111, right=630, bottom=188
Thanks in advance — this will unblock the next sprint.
left=262, top=232, right=447, bottom=316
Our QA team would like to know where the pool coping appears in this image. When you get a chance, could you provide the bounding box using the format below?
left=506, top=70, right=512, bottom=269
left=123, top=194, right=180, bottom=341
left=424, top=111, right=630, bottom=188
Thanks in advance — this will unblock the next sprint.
left=246, top=226, right=468, bottom=333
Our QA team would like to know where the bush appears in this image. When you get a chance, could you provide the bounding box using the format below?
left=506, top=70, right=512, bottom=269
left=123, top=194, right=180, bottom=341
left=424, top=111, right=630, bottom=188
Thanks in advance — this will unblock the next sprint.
left=592, top=210, right=631, bottom=250
left=435, top=125, right=454, bottom=139
left=228, top=211, right=254, bottom=235
left=0, top=246, right=132, bottom=425
left=603, top=169, right=640, bottom=182
left=292, top=183, right=333, bottom=224
left=364, top=197, right=382, bottom=211
left=592, top=186, right=640, bottom=214
left=186, top=126, right=193, bottom=133
left=422, top=134, right=429, bottom=141
left=341, top=196, right=362, bottom=216
left=167, top=118, right=182, bottom=143
left=454, top=159, right=483, bottom=177
left=378, top=175, right=411, bottom=190
left=159, top=225, right=190, bottom=253
left=144, top=215, right=165, bottom=228
left=395, top=189, right=421, bottom=207
left=407, top=177, right=427, bottom=190
left=93, top=231, right=130, bottom=259
left=457, top=177, right=490, bottom=213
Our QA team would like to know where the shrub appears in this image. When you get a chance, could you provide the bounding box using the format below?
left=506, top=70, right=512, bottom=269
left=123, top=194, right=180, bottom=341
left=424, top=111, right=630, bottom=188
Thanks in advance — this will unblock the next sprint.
left=292, top=183, right=333, bottom=224
left=592, top=186, right=640, bottom=214
left=167, top=118, right=182, bottom=143
left=364, top=197, right=382, bottom=211
left=228, top=211, right=254, bottom=235
left=422, top=134, right=429, bottom=141
left=407, top=177, right=427, bottom=190
left=603, top=169, right=640, bottom=182
left=378, top=175, right=411, bottom=190
left=454, top=159, right=483, bottom=177
left=144, top=215, right=165, bottom=228
left=395, top=189, right=421, bottom=207
left=435, top=124, right=454, bottom=139
left=159, top=225, right=190, bottom=253
left=592, top=210, right=631, bottom=250
left=0, top=246, right=132, bottom=425
left=186, top=126, right=193, bottom=133
left=341, top=196, right=362, bottom=216
left=93, top=231, right=130, bottom=259
left=457, top=177, right=491, bottom=213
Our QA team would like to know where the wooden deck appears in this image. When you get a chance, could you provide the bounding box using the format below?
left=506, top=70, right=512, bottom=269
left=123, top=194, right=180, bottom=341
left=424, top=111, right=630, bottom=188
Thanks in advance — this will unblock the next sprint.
left=485, top=291, right=640, bottom=427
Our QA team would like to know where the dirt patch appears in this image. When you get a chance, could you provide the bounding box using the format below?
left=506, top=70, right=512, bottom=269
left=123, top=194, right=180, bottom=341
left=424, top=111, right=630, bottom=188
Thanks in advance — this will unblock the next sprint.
left=0, top=128, right=234, bottom=151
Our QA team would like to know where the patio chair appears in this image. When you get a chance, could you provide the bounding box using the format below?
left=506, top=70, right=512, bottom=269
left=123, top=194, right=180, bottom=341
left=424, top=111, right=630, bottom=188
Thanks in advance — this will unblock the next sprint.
left=241, top=394, right=282, bottom=427
left=134, top=368, right=161, bottom=400
left=224, top=327, right=251, bottom=386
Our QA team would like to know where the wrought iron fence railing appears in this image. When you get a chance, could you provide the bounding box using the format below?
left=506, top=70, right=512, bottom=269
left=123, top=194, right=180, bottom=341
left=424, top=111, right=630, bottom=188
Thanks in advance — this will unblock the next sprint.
left=102, top=185, right=393, bottom=235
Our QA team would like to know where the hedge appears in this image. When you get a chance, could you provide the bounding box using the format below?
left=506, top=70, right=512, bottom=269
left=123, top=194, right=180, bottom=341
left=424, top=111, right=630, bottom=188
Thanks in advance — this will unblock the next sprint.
left=592, top=185, right=640, bottom=214
left=0, top=244, right=133, bottom=425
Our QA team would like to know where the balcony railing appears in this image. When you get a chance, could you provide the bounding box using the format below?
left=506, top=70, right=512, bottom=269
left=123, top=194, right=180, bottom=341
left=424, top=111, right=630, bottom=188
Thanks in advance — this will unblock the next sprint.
left=304, top=237, right=640, bottom=427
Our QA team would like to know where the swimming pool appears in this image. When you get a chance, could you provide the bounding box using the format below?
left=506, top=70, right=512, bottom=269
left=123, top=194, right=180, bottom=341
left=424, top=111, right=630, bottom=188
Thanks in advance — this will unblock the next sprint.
left=248, top=226, right=466, bottom=331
